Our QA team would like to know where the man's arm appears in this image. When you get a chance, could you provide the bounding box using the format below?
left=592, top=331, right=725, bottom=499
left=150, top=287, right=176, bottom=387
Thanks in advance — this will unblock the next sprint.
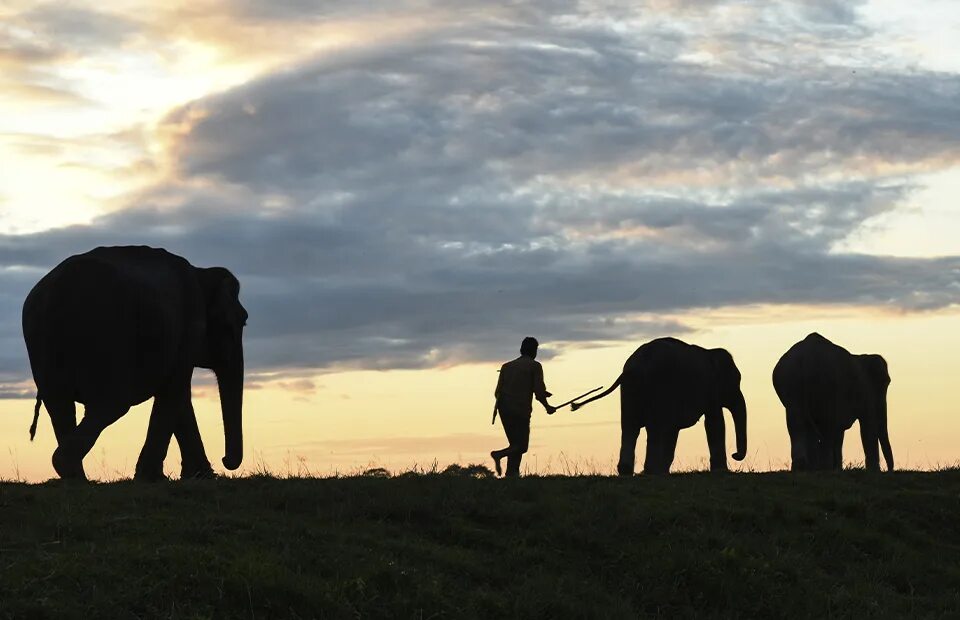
left=533, top=362, right=557, bottom=415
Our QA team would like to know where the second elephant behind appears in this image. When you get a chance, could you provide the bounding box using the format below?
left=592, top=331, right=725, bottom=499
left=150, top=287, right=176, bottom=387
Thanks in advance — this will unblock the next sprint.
left=772, top=333, right=893, bottom=472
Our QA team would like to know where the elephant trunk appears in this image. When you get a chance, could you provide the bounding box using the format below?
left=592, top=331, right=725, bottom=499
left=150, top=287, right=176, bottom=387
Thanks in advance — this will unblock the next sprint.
left=729, top=390, right=747, bottom=461
left=216, top=348, right=244, bottom=471
left=878, top=399, right=894, bottom=472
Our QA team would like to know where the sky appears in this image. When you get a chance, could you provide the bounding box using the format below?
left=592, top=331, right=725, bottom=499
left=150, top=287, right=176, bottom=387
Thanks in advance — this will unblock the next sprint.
left=1, top=0, right=959, bottom=481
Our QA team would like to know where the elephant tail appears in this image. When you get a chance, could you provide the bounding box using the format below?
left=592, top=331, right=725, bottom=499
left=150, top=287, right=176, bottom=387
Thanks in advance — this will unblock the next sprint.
left=29, top=395, right=42, bottom=441
left=571, top=374, right=623, bottom=411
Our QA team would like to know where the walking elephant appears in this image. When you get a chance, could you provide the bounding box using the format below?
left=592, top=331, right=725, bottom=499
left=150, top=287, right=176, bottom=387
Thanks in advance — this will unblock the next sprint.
left=772, top=333, right=892, bottom=472
left=22, top=246, right=248, bottom=481
left=571, top=337, right=747, bottom=475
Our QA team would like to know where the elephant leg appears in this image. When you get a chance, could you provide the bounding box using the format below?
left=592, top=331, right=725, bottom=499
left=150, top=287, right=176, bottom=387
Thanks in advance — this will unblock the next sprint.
left=174, top=402, right=214, bottom=479
left=617, top=413, right=643, bottom=476
left=643, top=426, right=679, bottom=475
left=134, top=397, right=175, bottom=481
left=786, top=408, right=809, bottom=471
left=859, top=418, right=881, bottom=472
left=659, top=427, right=680, bottom=473
left=44, top=398, right=77, bottom=446
left=805, top=429, right=823, bottom=471
left=136, top=379, right=213, bottom=481
left=52, top=403, right=129, bottom=480
left=829, top=429, right=844, bottom=470
left=704, top=409, right=728, bottom=472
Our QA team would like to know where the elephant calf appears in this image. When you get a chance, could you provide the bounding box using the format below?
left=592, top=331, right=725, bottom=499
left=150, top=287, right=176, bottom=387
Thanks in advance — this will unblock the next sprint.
left=772, top=332, right=893, bottom=472
left=572, top=337, right=747, bottom=475
left=22, top=246, right=248, bottom=481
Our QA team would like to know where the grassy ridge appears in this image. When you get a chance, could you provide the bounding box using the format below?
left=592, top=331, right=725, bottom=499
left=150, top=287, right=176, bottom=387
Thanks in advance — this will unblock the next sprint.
left=1, top=468, right=959, bottom=619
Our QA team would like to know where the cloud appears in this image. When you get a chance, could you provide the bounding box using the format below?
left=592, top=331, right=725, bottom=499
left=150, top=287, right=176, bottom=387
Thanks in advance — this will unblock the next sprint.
left=2, top=3, right=142, bottom=61
left=19, top=4, right=143, bottom=51
left=0, top=386, right=33, bottom=400
left=0, top=4, right=143, bottom=109
left=0, top=82, right=87, bottom=105
left=1, top=0, right=959, bottom=390
left=0, top=37, right=62, bottom=68
left=162, top=22, right=960, bottom=192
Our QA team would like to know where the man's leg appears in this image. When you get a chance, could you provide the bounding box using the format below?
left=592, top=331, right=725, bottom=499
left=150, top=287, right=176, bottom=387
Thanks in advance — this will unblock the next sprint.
left=492, top=407, right=525, bottom=477
left=491, top=406, right=510, bottom=476
left=490, top=404, right=510, bottom=476
left=493, top=407, right=517, bottom=476
left=504, top=411, right=531, bottom=478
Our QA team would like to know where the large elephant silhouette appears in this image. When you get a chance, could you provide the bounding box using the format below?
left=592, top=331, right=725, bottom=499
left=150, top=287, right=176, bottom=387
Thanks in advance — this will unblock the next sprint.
left=772, top=333, right=893, bottom=472
left=572, top=337, right=747, bottom=475
left=22, top=246, right=248, bottom=481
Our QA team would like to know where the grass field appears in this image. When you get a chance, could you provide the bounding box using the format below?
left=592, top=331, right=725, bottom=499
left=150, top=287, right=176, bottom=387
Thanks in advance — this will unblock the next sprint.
left=1, top=466, right=959, bottom=619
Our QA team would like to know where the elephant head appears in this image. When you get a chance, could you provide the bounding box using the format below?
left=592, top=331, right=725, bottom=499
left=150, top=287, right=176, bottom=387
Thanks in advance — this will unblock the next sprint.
left=709, top=348, right=747, bottom=461
left=195, top=267, right=248, bottom=471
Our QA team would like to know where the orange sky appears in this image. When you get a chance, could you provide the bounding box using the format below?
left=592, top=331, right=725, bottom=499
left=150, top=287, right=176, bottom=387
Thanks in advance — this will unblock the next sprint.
left=3, top=306, right=960, bottom=481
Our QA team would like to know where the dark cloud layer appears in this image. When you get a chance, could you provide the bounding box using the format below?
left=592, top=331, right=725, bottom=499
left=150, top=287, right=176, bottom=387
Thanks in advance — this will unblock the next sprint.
left=2, top=1, right=959, bottom=390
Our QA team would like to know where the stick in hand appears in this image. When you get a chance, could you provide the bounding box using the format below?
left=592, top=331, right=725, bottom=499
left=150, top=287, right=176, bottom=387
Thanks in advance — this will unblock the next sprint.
left=555, top=386, right=603, bottom=410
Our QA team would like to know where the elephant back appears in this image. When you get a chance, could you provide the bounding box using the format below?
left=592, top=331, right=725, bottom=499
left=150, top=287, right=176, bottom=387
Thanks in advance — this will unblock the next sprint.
left=23, top=246, right=199, bottom=407
left=774, top=333, right=860, bottom=430
left=622, top=337, right=720, bottom=413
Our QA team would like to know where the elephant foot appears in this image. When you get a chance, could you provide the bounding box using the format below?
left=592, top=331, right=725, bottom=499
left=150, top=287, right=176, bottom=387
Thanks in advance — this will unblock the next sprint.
left=641, top=465, right=670, bottom=475
left=52, top=448, right=87, bottom=481
left=180, top=463, right=216, bottom=480
left=133, top=466, right=168, bottom=482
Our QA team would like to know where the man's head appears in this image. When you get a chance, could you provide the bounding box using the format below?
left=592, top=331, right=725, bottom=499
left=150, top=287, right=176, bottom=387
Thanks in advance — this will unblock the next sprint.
left=520, top=336, right=539, bottom=358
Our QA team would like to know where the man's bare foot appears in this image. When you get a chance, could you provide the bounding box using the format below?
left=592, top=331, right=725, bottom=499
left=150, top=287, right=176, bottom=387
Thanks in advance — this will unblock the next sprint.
left=490, top=451, right=503, bottom=477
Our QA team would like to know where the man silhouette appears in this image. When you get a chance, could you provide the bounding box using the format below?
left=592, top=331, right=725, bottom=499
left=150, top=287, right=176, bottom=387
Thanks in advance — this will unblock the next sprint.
left=491, top=337, right=556, bottom=477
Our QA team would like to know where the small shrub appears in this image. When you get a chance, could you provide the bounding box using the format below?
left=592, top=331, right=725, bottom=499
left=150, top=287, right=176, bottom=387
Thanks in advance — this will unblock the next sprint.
left=440, top=463, right=495, bottom=479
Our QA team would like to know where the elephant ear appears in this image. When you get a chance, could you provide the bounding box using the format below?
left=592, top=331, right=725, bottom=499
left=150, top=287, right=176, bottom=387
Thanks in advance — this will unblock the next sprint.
left=197, top=267, right=247, bottom=328
left=201, top=267, right=247, bottom=327
left=709, top=348, right=740, bottom=380
left=860, top=354, right=890, bottom=387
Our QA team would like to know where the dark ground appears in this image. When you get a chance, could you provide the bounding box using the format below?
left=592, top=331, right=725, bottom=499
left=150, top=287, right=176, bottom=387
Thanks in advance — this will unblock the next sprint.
left=1, top=466, right=959, bottom=619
